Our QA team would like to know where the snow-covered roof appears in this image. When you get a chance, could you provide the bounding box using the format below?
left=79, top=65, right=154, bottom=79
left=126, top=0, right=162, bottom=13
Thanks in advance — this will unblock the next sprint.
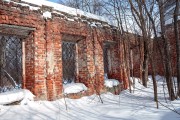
left=4, top=0, right=117, bottom=27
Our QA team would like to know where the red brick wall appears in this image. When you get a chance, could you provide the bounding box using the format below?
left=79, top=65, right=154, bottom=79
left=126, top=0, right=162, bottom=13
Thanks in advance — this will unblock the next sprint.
left=146, top=24, right=178, bottom=77
left=0, top=1, right=48, bottom=99
left=0, top=0, right=129, bottom=100
left=130, top=24, right=178, bottom=78
left=45, top=20, right=63, bottom=100
left=166, top=25, right=177, bottom=76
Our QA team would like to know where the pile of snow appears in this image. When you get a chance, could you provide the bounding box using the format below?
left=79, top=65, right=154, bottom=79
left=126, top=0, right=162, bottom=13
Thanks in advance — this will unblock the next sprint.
left=0, top=89, right=35, bottom=105
left=104, top=79, right=120, bottom=88
left=63, top=83, right=87, bottom=94
left=104, top=74, right=120, bottom=87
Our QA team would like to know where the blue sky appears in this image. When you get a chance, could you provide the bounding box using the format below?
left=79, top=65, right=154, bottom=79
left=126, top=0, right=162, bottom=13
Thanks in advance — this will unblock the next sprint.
left=47, top=0, right=59, bottom=3
left=48, top=0, right=59, bottom=2
left=47, top=0, right=65, bottom=4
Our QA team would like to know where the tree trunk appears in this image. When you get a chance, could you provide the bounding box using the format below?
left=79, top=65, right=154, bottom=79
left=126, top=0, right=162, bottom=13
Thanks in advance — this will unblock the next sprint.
left=128, top=0, right=149, bottom=87
left=174, top=0, right=180, bottom=97
left=150, top=54, right=159, bottom=108
left=0, top=41, right=2, bottom=87
left=157, top=0, right=176, bottom=100
left=142, top=40, right=149, bottom=87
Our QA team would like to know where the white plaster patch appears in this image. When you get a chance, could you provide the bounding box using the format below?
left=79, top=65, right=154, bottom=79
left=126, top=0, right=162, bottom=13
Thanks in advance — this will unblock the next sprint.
left=47, top=51, right=55, bottom=74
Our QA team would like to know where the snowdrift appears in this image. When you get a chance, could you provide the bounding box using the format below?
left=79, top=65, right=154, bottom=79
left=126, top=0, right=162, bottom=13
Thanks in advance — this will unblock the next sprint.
left=0, top=89, right=35, bottom=105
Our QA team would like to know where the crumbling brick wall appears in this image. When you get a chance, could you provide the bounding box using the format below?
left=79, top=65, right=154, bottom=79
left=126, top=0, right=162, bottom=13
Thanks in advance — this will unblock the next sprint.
left=153, top=24, right=178, bottom=76
left=0, top=0, right=129, bottom=100
left=130, top=23, right=178, bottom=78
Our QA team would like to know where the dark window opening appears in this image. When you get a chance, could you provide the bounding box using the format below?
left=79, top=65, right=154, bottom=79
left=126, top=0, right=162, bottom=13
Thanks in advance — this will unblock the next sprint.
left=0, top=35, right=22, bottom=93
left=103, top=44, right=111, bottom=75
left=62, top=41, right=76, bottom=84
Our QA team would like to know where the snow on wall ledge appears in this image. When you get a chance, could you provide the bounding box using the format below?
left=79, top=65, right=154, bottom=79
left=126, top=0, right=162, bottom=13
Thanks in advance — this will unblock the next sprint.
left=4, top=0, right=117, bottom=27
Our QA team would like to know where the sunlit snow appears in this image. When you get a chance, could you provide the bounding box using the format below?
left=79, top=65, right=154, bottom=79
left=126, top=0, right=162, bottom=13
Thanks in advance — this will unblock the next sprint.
left=0, top=76, right=179, bottom=120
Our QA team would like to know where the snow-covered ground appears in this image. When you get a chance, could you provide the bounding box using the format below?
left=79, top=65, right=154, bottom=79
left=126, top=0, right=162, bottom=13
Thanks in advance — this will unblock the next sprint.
left=0, top=76, right=180, bottom=120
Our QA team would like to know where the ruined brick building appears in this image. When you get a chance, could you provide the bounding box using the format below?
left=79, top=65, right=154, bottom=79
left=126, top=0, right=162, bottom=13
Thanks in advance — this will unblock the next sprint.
left=0, top=0, right=129, bottom=100
left=153, top=0, right=178, bottom=76
left=130, top=0, right=179, bottom=78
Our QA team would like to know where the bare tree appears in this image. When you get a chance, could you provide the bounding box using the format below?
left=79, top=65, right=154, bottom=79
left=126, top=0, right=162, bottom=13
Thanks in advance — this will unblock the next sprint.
left=157, top=0, right=175, bottom=100
left=102, top=0, right=133, bottom=92
left=62, top=0, right=104, bottom=15
left=141, top=0, right=158, bottom=108
left=174, top=0, right=180, bottom=97
left=128, top=0, right=151, bottom=87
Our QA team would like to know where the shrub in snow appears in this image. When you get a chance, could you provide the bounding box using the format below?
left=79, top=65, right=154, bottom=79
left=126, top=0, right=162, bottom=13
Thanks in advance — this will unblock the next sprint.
left=0, top=89, right=35, bottom=105
left=63, top=83, right=87, bottom=94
